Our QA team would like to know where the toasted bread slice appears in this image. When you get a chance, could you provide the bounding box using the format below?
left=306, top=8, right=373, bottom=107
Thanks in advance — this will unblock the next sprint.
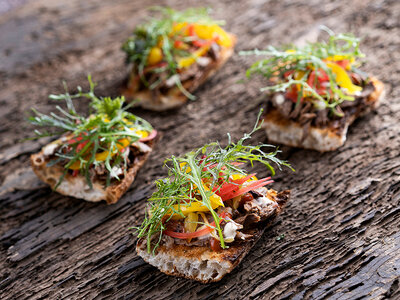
left=30, top=138, right=154, bottom=204
left=262, top=77, right=385, bottom=152
left=136, top=188, right=289, bottom=283
left=123, top=35, right=236, bottom=111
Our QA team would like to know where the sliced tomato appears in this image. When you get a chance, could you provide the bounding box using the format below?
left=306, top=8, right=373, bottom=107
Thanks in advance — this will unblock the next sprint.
left=210, top=238, right=222, bottom=251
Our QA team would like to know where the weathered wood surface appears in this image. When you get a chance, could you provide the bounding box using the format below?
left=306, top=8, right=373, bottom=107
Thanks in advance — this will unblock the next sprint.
left=1, top=0, right=400, bottom=299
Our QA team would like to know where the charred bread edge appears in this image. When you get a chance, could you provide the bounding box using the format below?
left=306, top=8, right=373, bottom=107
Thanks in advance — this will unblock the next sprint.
left=262, top=77, right=385, bottom=152
left=136, top=188, right=289, bottom=283
left=30, top=139, right=154, bottom=204
left=123, top=34, right=236, bottom=111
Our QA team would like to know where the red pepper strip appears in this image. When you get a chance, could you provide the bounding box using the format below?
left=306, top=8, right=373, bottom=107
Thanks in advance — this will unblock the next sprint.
left=192, top=39, right=206, bottom=48
left=307, top=69, right=329, bottom=95
left=285, top=86, right=299, bottom=103
left=164, top=212, right=228, bottom=239
left=335, top=59, right=350, bottom=70
left=75, top=140, right=89, bottom=152
left=67, top=131, right=89, bottom=145
left=219, top=178, right=273, bottom=201
left=138, top=129, right=158, bottom=142
left=67, top=136, right=83, bottom=144
left=213, top=173, right=257, bottom=196
left=187, top=24, right=195, bottom=36
left=174, top=40, right=184, bottom=49
left=72, top=170, right=79, bottom=177
left=283, top=70, right=294, bottom=78
left=198, top=154, right=207, bottom=165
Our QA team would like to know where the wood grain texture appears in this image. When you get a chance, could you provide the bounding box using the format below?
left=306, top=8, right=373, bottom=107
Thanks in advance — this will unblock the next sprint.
left=1, top=0, right=400, bottom=299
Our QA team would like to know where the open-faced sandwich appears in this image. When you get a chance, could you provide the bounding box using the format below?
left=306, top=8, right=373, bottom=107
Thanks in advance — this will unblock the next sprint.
left=122, top=7, right=236, bottom=111
left=136, top=118, right=291, bottom=282
left=29, top=76, right=156, bottom=204
left=241, top=29, right=385, bottom=152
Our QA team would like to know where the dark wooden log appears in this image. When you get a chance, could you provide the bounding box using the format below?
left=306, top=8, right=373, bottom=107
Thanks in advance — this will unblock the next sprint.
left=1, top=0, right=400, bottom=299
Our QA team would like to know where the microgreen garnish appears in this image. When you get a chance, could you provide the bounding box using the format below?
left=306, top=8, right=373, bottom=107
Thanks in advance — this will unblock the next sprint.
left=240, top=28, right=365, bottom=115
left=136, top=111, right=292, bottom=254
left=29, top=75, right=153, bottom=189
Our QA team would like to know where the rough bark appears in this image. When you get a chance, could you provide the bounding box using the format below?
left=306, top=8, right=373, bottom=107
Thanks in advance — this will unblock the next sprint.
left=1, top=0, right=400, bottom=299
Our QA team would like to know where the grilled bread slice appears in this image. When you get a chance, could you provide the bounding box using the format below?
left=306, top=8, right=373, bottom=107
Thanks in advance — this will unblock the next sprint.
left=136, top=188, right=289, bottom=283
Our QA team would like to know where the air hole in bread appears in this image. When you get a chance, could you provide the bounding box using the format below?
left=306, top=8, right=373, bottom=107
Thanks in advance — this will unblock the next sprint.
left=211, top=270, right=219, bottom=279
left=166, top=262, right=173, bottom=271
left=199, top=260, right=207, bottom=270
left=35, top=157, right=43, bottom=165
left=192, top=269, right=199, bottom=277
left=47, top=177, right=56, bottom=186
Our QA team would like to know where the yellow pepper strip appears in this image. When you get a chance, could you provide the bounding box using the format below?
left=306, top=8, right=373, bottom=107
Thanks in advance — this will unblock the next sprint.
left=68, top=160, right=85, bottom=170
left=167, top=162, right=225, bottom=219
left=204, top=184, right=224, bottom=208
left=135, top=130, right=149, bottom=139
left=169, top=190, right=223, bottom=220
left=147, top=47, right=163, bottom=66
left=294, top=70, right=306, bottom=93
left=230, top=173, right=258, bottom=182
left=192, top=24, right=232, bottom=47
left=95, top=138, right=130, bottom=161
left=326, top=55, right=355, bottom=70
left=177, top=44, right=211, bottom=68
left=184, top=212, right=198, bottom=242
left=171, top=22, right=188, bottom=36
left=171, top=23, right=232, bottom=48
left=326, top=62, right=362, bottom=95
left=179, top=162, right=223, bottom=206
left=68, top=138, right=131, bottom=170
left=179, top=162, right=191, bottom=173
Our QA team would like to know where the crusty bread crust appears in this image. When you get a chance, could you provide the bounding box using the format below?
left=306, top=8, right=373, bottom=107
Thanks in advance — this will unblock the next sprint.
left=136, top=188, right=289, bottom=283
left=30, top=139, right=153, bottom=204
left=123, top=34, right=236, bottom=111
left=262, top=77, right=385, bottom=152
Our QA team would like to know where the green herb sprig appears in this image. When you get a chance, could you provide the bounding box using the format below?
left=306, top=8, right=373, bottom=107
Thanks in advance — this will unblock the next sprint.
left=240, top=28, right=365, bottom=115
left=29, top=75, right=153, bottom=188
left=136, top=111, right=292, bottom=254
